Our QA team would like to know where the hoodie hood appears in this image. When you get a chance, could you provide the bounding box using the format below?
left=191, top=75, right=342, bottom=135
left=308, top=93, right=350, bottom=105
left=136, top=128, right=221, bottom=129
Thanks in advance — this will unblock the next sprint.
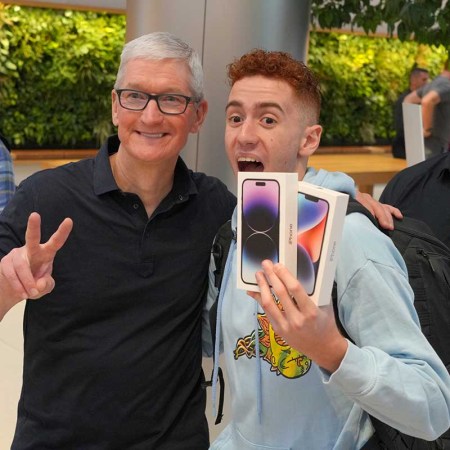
left=304, top=167, right=356, bottom=197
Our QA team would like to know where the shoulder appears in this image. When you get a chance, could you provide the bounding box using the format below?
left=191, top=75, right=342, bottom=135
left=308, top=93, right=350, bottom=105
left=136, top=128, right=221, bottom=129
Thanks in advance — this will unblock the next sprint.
left=0, top=139, right=12, bottom=161
left=0, top=148, right=12, bottom=164
left=381, top=152, right=448, bottom=203
left=342, top=211, right=388, bottom=250
left=0, top=133, right=11, bottom=152
left=384, top=162, right=424, bottom=188
left=396, top=89, right=410, bottom=104
left=190, top=170, right=236, bottom=203
left=335, top=213, right=411, bottom=318
left=426, top=77, right=450, bottom=96
left=17, top=160, right=94, bottom=198
left=339, top=212, right=406, bottom=276
left=304, top=167, right=356, bottom=197
left=191, top=170, right=226, bottom=188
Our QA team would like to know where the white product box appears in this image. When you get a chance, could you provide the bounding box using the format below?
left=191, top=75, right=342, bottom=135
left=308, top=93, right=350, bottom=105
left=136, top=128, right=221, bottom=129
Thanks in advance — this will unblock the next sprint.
left=402, top=103, right=425, bottom=167
left=297, top=182, right=349, bottom=306
left=237, top=172, right=298, bottom=291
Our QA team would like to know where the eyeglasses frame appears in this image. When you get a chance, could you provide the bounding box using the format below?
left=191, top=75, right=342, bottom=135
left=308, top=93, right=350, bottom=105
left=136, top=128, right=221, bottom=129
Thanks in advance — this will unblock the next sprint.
left=115, top=88, right=198, bottom=115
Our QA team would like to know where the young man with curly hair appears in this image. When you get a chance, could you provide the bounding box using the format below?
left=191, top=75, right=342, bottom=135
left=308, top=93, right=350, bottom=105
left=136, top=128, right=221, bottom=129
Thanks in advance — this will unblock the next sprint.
left=206, top=49, right=450, bottom=450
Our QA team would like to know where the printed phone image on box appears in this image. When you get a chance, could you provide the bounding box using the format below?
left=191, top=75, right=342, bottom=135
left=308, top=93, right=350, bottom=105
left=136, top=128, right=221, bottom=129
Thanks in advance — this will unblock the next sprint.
left=237, top=172, right=298, bottom=291
left=240, top=178, right=280, bottom=285
left=297, top=182, right=348, bottom=306
left=296, top=192, right=329, bottom=296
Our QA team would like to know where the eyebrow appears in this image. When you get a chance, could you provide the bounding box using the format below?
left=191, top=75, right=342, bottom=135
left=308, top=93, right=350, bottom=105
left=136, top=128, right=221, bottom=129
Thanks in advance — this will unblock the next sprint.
left=124, top=84, right=187, bottom=95
left=225, top=100, right=284, bottom=113
left=123, top=84, right=147, bottom=92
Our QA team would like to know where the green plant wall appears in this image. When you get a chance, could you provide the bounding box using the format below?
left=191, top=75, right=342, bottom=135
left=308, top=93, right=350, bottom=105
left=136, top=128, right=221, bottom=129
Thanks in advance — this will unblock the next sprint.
left=0, top=4, right=125, bottom=148
left=308, top=31, right=447, bottom=145
left=0, top=4, right=448, bottom=149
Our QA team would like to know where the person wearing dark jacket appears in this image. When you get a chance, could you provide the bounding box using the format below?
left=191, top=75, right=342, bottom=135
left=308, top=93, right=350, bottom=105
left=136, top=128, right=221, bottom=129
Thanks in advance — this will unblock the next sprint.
left=380, top=151, right=450, bottom=248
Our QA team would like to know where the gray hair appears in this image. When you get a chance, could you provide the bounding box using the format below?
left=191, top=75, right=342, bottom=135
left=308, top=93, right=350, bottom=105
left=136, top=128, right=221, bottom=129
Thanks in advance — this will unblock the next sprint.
left=114, top=31, right=204, bottom=100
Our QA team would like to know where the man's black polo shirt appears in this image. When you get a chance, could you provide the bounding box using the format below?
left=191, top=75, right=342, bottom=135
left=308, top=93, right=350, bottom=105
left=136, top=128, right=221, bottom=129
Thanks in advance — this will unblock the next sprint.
left=0, top=135, right=236, bottom=449
left=380, top=152, right=450, bottom=248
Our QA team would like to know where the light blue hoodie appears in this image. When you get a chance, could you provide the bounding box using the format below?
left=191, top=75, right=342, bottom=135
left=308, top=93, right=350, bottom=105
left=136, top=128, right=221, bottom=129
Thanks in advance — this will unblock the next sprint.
left=204, top=168, right=450, bottom=450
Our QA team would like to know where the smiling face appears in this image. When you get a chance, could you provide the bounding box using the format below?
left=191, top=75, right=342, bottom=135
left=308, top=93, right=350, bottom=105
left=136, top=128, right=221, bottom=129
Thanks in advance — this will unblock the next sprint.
left=225, top=75, right=322, bottom=179
left=112, top=58, right=207, bottom=166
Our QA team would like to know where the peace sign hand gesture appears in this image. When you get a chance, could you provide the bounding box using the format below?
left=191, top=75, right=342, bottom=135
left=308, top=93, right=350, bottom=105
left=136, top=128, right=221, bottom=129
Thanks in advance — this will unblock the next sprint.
left=0, top=212, right=73, bottom=319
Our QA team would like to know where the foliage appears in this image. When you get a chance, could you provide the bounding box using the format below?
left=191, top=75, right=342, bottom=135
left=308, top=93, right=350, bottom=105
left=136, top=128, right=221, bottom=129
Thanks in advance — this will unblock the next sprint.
left=308, top=31, right=447, bottom=145
left=0, top=2, right=449, bottom=148
left=0, top=4, right=125, bottom=148
left=311, top=0, right=450, bottom=51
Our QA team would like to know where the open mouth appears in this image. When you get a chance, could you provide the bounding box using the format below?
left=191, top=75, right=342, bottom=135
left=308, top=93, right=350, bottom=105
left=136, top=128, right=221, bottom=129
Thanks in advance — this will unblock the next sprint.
left=238, top=157, right=264, bottom=172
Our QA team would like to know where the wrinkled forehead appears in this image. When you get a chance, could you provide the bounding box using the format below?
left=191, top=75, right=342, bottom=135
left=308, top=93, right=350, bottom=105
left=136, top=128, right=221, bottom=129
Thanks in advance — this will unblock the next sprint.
left=120, top=58, right=194, bottom=92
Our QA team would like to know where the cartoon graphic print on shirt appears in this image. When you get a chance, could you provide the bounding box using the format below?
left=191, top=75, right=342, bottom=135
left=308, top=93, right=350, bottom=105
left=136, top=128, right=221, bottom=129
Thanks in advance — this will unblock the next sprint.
left=234, top=307, right=311, bottom=379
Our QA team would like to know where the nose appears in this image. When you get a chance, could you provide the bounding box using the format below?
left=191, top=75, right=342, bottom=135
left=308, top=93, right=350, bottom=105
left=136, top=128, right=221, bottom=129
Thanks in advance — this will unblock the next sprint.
left=237, top=120, right=258, bottom=147
left=140, top=98, right=164, bottom=123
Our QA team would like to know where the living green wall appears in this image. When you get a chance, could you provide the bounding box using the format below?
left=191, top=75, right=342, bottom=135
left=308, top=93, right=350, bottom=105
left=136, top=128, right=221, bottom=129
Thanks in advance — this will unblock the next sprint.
left=0, top=4, right=125, bottom=149
left=0, top=4, right=447, bottom=149
left=308, top=31, right=447, bottom=146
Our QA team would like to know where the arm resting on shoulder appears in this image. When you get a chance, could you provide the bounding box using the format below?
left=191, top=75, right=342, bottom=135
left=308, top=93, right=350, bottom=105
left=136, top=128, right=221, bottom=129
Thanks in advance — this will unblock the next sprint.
left=355, top=190, right=402, bottom=230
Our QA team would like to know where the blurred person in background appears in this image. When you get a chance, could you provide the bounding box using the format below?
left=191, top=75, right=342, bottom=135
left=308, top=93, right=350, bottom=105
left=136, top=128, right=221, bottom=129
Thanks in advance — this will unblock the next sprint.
left=391, top=67, right=429, bottom=159
left=0, top=132, right=15, bottom=212
left=404, top=59, right=450, bottom=158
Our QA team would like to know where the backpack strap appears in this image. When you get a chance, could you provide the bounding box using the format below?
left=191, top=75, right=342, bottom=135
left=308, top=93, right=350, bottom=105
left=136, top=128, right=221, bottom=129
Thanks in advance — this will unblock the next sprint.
left=204, top=220, right=234, bottom=425
left=212, top=219, right=234, bottom=288
left=210, top=219, right=234, bottom=351
left=345, top=198, right=379, bottom=229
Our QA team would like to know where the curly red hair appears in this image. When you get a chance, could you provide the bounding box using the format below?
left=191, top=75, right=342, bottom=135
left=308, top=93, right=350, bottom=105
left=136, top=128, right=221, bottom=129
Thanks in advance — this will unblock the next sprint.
left=227, top=49, right=321, bottom=123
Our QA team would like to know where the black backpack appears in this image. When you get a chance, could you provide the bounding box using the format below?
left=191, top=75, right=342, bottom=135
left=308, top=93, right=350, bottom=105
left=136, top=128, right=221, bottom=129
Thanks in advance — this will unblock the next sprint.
left=210, top=201, right=450, bottom=449
left=333, top=199, right=450, bottom=449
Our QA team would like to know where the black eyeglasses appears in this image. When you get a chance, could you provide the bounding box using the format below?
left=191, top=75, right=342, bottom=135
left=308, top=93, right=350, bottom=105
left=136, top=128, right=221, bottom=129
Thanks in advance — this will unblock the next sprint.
left=115, top=89, right=196, bottom=115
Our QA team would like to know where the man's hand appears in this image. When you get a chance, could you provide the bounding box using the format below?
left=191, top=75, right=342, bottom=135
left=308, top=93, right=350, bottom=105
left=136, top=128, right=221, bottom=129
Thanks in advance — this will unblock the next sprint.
left=356, top=191, right=402, bottom=230
left=247, top=260, right=348, bottom=373
left=423, top=128, right=432, bottom=138
left=0, top=213, right=73, bottom=315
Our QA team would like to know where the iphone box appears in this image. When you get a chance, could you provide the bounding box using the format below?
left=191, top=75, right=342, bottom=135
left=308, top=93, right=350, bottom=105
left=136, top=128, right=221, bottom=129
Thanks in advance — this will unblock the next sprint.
left=237, top=172, right=298, bottom=291
left=297, top=181, right=349, bottom=306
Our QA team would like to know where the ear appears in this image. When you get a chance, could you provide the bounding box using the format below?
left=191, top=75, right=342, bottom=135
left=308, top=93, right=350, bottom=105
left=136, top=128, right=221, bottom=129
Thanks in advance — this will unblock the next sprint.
left=298, top=124, right=322, bottom=158
left=111, top=89, right=119, bottom=127
left=189, top=99, right=208, bottom=133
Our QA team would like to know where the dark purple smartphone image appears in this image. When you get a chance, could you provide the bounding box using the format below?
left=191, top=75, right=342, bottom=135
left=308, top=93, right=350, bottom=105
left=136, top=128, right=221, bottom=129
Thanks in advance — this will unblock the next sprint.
left=241, top=179, right=280, bottom=285
left=296, top=192, right=329, bottom=295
